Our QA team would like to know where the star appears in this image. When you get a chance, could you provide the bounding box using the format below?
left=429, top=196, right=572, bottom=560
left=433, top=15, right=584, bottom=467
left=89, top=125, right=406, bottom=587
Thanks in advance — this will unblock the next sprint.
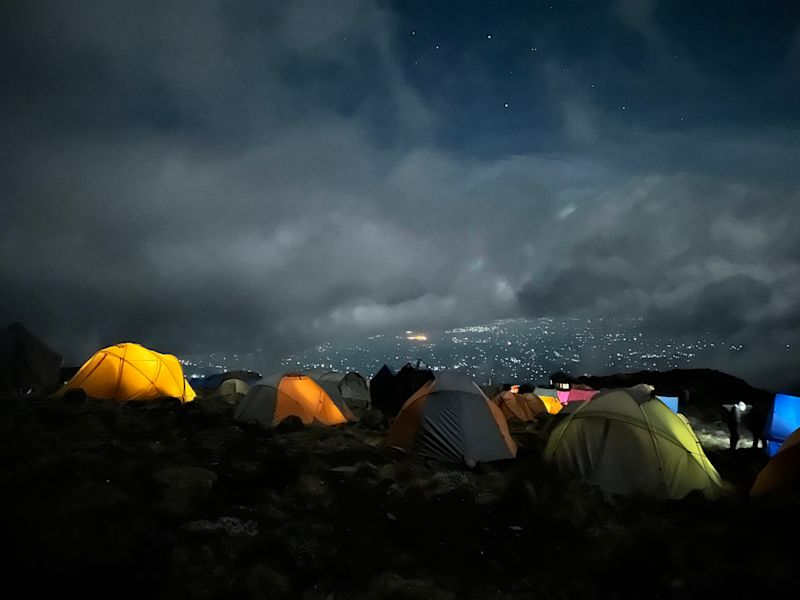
left=504, top=103, right=509, bottom=108
left=487, top=34, right=492, bottom=39
left=411, top=31, right=416, bottom=36
left=435, top=44, right=439, bottom=50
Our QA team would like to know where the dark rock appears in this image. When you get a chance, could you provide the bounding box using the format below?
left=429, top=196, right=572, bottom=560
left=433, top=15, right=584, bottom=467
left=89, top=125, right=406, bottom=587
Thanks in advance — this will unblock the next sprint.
left=61, top=388, right=87, bottom=403
left=152, top=466, right=218, bottom=518
left=275, top=415, right=305, bottom=433
left=234, top=565, right=291, bottom=600
left=358, top=409, right=385, bottom=430
left=364, top=572, right=455, bottom=600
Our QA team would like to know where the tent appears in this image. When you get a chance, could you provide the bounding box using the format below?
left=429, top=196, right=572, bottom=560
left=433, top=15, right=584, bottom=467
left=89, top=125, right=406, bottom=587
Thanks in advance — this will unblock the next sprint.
left=371, top=361, right=434, bottom=417
left=657, top=395, right=679, bottom=413
left=385, top=372, right=517, bottom=465
left=0, top=322, right=63, bottom=394
left=764, top=394, right=800, bottom=456
left=55, top=342, right=196, bottom=403
left=556, top=388, right=597, bottom=404
left=234, top=373, right=356, bottom=428
left=493, top=391, right=549, bottom=422
left=534, top=387, right=559, bottom=401
left=369, top=365, right=395, bottom=412
left=310, top=370, right=370, bottom=409
left=543, top=384, right=726, bottom=499
left=189, top=370, right=262, bottom=391
left=750, top=428, right=800, bottom=498
left=391, top=361, right=435, bottom=415
left=209, top=378, right=251, bottom=403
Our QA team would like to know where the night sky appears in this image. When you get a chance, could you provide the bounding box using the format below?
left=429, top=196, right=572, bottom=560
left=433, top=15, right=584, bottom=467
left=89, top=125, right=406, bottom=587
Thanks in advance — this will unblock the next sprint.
left=1, top=1, right=799, bottom=384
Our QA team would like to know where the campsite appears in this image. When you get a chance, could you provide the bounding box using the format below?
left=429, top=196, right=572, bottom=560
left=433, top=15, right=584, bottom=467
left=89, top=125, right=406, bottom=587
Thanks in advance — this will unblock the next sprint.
left=1, top=324, right=799, bottom=599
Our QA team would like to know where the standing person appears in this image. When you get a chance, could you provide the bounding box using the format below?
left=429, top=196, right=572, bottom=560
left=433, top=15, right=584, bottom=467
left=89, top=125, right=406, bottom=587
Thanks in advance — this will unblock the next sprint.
left=743, top=401, right=768, bottom=449
left=725, top=401, right=746, bottom=450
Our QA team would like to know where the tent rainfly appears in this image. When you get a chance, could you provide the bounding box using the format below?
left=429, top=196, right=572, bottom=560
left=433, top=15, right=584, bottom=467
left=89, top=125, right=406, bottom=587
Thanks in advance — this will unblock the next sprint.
left=543, top=384, right=726, bottom=499
left=55, top=342, right=196, bottom=403
left=234, top=373, right=356, bottom=428
left=309, top=370, right=371, bottom=409
left=750, top=427, right=800, bottom=498
left=765, top=394, right=800, bottom=457
left=385, top=372, right=517, bottom=465
left=493, top=391, right=549, bottom=422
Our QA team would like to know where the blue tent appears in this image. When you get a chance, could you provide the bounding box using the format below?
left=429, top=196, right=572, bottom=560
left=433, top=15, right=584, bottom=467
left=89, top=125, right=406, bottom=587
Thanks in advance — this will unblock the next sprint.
left=657, top=395, right=679, bottom=413
left=765, top=393, right=800, bottom=457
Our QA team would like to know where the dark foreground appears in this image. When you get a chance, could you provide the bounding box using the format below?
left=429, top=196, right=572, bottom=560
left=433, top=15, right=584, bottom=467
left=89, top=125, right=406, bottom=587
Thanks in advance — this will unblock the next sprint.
left=0, top=394, right=796, bottom=599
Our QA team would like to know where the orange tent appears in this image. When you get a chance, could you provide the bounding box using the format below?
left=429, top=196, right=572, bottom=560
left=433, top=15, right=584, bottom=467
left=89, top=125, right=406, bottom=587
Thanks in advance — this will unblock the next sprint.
left=750, top=427, right=800, bottom=498
left=386, top=372, right=517, bottom=465
left=234, top=373, right=356, bottom=428
left=54, top=342, right=195, bottom=402
left=494, top=391, right=549, bottom=422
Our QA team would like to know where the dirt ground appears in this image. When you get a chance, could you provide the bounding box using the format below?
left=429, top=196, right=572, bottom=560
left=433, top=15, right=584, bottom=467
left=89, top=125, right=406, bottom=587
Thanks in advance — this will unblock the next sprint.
left=0, top=393, right=796, bottom=599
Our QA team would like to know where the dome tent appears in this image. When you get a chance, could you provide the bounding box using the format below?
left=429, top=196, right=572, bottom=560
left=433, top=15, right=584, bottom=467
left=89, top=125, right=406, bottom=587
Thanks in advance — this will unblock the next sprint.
left=0, top=322, right=63, bottom=394
left=543, top=384, right=726, bottom=499
left=373, top=360, right=435, bottom=417
left=750, top=427, right=800, bottom=498
left=385, top=372, right=517, bottom=466
left=493, top=391, right=549, bottom=422
left=764, top=393, right=800, bottom=456
left=190, top=370, right=262, bottom=391
left=309, top=370, right=370, bottom=409
left=234, top=373, right=356, bottom=428
left=55, top=342, right=195, bottom=403
left=209, top=378, right=251, bottom=403
left=369, top=365, right=395, bottom=411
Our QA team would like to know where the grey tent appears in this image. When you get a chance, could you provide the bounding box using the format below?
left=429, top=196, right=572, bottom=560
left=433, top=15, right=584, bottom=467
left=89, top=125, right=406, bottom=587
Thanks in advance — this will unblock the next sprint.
left=308, top=370, right=371, bottom=409
left=385, top=372, right=517, bottom=465
left=0, top=322, right=63, bottom=394
left=208, top=378, right=251, bottom=403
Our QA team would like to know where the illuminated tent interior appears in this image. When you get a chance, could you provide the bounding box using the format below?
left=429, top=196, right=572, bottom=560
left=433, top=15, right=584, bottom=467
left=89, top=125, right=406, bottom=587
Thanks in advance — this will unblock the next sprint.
left=0, top=322, right=63, bottom=394
left=765, top=393, right=800, bottom=456
left=54, top=342, right=196, bottom=403
left=385, top=372, right=517, bottom=465
left=543, top=384, right=727, bottom=499
left=234, top=373, right=356, bottom=428
left=750, top=427, right=800, bottom=498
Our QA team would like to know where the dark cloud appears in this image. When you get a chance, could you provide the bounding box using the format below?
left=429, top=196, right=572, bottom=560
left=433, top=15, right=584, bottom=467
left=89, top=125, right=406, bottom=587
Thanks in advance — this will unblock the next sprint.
left=1, top=1, right=798, bottom=387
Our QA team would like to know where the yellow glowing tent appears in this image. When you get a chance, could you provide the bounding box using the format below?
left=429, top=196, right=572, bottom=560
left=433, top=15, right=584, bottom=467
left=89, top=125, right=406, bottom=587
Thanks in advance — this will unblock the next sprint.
left=234, top=373, right=356, bottom=428
left=55, top=342, right=196, bottom=402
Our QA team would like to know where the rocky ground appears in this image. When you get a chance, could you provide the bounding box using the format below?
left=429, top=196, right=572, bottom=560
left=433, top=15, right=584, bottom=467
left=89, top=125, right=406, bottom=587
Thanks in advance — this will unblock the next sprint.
left=0, top=392, right=796, bottom=599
